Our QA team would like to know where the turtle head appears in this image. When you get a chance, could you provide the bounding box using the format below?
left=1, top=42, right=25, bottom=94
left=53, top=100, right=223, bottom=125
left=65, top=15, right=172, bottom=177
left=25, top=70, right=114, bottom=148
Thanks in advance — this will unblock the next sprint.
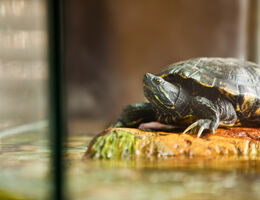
left=143, top=73, right=180, bottom=109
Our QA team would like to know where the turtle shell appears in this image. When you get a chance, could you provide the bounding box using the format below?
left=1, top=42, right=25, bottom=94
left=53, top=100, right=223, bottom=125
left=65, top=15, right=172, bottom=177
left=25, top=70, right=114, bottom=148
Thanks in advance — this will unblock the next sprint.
left=159, top=57, right=260, bottom=98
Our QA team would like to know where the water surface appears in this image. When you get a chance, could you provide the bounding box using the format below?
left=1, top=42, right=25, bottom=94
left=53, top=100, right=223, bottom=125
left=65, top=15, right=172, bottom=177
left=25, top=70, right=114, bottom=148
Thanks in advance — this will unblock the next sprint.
left=0, top=129, right=260, bottom=200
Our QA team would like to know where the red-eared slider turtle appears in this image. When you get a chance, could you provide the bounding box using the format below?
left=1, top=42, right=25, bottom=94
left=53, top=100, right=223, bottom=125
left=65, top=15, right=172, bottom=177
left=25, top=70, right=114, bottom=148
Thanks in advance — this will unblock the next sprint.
left=112, top=57, right=260, bottom=137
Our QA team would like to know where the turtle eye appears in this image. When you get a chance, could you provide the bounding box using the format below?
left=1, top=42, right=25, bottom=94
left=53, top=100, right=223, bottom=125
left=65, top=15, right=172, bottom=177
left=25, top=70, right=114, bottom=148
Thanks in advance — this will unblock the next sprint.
left=153, top=77, right=162, bottom=85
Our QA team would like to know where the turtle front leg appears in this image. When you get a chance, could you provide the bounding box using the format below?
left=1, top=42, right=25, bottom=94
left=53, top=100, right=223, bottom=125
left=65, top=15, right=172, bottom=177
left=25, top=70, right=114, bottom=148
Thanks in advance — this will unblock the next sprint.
left=112, top=102, right=156, bottom=128
left=183, top=96, right=220, bottom=137
left=183, top=96, right=237, bottom=137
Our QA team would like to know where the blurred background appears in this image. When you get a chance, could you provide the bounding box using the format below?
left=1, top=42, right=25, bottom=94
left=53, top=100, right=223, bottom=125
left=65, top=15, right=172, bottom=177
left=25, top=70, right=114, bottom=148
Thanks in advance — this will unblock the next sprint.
left=0, top=0, right=47, bottom=131
left=63, top=0, right=257, bottom=134
left=0, top=0, right=257, bottom=135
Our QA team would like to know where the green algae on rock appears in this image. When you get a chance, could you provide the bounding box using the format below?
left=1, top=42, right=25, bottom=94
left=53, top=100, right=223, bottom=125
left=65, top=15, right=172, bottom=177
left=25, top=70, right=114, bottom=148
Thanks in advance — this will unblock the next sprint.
left=85, top=128, right=171, bottom=159
left=85, top=130, right=137, bottom=159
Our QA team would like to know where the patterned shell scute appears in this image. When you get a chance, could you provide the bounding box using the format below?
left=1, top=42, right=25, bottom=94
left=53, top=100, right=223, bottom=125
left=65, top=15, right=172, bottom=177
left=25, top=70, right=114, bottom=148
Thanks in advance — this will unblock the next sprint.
left=160, top=57, right=260, bottom=97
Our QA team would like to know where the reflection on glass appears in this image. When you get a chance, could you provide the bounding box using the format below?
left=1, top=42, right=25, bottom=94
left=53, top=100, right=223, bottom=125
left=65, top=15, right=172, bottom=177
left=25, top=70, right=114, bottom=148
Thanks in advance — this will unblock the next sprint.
left=0, top=0, right=49, bottom=199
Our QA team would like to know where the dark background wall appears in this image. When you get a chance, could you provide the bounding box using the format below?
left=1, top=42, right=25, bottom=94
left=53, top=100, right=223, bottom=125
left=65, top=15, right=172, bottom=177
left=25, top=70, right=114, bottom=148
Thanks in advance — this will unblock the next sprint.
left=63, top=1, right=245, bottom=131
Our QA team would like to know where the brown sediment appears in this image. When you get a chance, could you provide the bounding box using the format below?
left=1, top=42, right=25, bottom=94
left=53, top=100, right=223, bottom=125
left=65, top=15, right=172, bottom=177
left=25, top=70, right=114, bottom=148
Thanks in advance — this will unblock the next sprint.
left=84, top=127, right=260, bottom=159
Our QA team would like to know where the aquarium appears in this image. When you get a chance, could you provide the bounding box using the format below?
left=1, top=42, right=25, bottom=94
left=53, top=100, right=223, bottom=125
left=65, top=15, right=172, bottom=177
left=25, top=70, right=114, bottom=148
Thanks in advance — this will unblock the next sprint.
left=0, top=1, right=260, bottom=200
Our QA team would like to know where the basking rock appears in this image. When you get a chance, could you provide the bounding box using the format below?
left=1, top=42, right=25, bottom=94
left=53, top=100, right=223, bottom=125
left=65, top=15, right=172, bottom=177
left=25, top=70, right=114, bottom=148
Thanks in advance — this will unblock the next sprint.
left=84, top=127, right=260, bottom=159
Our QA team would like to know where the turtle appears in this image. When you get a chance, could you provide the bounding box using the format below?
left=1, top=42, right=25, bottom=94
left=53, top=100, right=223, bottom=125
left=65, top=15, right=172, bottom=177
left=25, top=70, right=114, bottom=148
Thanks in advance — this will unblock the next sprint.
left=112, top=57, right=260, bottom=137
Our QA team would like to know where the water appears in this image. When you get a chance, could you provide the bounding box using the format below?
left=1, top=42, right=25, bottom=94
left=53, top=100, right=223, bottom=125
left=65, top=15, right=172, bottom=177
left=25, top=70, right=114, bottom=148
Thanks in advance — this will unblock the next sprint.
left=0, top=128, right=260, bottom=200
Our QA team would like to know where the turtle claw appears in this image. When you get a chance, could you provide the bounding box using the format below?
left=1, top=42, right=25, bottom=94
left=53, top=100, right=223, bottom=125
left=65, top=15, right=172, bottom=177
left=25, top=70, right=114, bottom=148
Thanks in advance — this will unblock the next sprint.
left=183, top=121, right=199, bottom=134
left=183, top=119, right=217, bottom=137
left=197, top=126, right=205, bottom=138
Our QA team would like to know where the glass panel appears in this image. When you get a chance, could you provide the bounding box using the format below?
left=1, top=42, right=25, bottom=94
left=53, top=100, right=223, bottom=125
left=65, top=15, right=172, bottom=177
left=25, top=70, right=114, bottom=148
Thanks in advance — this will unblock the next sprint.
left=0, top=0, right=49, bottom=199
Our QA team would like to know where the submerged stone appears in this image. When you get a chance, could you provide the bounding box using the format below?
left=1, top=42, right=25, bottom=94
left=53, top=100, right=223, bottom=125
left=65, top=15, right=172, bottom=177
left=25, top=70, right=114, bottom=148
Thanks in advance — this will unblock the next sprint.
left=84, top=127, right=260, bottom=159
